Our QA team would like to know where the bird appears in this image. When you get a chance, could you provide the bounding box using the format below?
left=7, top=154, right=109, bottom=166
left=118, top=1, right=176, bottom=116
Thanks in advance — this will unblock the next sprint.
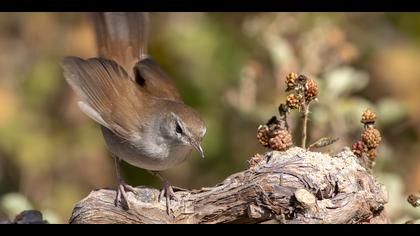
left=61, top=12, right=206, bottom=214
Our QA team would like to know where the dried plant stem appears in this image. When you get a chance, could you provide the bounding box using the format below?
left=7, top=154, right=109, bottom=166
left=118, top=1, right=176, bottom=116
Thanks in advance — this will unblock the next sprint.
left=302, top=103, right=310, bottom=149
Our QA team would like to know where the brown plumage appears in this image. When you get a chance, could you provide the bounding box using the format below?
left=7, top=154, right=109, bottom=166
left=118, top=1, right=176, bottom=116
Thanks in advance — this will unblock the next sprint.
left=90, top=12, right=149, bottom=71
left=90, top=12, right=181, bottom=101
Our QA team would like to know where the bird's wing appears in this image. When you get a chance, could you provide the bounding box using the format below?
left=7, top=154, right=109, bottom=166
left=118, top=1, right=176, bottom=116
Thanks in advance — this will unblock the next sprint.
left=62, top=56, right=150, bottom=140
left=133, top=57, right=182, bottom=101
left=90, top=12, right=182, bottom=102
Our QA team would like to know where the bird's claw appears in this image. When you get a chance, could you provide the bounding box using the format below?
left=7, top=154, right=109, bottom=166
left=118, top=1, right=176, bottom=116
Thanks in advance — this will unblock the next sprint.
left=158, top=180, right=178, bottom=215
left=115, top=181, right=138, bottom=210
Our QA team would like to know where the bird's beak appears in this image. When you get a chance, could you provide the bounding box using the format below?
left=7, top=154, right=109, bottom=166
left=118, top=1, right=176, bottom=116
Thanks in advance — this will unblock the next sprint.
left=190, top=139, right=204, bottom=158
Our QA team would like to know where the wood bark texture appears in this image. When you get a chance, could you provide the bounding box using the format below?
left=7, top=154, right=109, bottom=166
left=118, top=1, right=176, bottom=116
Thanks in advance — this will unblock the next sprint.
left=69, top=147, right=389, bottom=224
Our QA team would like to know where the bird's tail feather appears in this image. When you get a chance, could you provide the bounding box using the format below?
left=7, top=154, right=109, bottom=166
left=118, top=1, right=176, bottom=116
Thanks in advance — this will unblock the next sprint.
left=89, top=12, right=149, bottom=73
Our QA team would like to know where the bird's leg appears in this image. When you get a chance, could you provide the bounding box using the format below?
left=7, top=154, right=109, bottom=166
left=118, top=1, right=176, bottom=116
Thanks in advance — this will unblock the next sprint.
left=150, top=171, right=178, bottom=215
left=114, top=156, right=137, bottom=210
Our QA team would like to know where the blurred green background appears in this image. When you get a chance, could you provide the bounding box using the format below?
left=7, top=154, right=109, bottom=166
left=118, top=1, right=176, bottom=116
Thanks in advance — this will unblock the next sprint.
left=0, top=13, right=419, bottom=223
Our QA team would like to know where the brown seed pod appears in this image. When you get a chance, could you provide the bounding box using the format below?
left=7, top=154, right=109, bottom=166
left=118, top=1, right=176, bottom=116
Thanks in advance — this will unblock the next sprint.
left=269, top=129, right=293, bottom=151
left=352, top=140, right=366, bottom=158
left=270, top=126, right=283, bottom=136
left=278, top=103, right=289, bottom=118
left=286, top=94, right=301, bottom=110
left=285, top=72, right=298, bottom=91
left=266, top=116, right=285, bottom=133
left=361, top=109, right=377, bottom=125
left=257, top=116, right=293, bottom=151
left=305, top=78, right=319, bottom=102
left=361, top=127, right=382, bottom=149
left=367, top=148, right=378, bottom=160
left=266, top=116, right=281, bottom=126
left=297, top=74, right=308, bottom=85
left=257, top=125, right=270, bottom=147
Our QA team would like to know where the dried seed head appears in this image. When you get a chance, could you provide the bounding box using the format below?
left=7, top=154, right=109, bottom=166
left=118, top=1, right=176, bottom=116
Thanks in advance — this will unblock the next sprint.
left=286, top=94, right=301, bottom=110
left=361, top=109, right=377, bottom=125
left=297, top=74, right=308, bottom=85
left=278, top=103, right=289, bottom=117
left=266, top=116, right=286, bottom=132
left=257, top=125, right=270, bottom=147
left=352, top=140, right=366, bottom=157
left=361, top=128, right=382, bottom=149
left=367, top=148, right=378, bottom=160
left=266, top=116, right=280, bottom=126
left=285, top=72, right=298, bottom=91
left=270, top=126, right=283, bottom=136
left=269, top=129, right=293, bottom=151
left=257, top=117, right=292, bottom=151
left=305, top=78, right=319, bottom=102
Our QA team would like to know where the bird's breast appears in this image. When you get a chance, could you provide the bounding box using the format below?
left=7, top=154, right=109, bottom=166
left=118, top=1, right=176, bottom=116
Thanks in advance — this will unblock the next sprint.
left=100, top=126, right=192, bottom=171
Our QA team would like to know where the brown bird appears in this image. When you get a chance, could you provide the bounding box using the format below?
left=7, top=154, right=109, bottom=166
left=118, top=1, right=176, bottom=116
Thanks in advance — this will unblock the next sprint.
left=61, top=12, right=206, bottom=214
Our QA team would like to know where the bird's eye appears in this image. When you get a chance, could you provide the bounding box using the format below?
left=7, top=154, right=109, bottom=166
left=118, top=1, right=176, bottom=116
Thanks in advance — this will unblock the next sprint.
left=175, top=122, right=183, bottom=134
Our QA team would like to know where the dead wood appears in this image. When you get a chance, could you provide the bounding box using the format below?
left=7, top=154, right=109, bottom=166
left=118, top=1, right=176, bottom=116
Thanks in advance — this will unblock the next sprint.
left=69, top=147, right=388, bottom=224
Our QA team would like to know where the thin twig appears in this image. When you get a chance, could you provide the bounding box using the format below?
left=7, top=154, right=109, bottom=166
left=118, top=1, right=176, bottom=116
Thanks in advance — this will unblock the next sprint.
left=302, top=103, right=310, bottom=149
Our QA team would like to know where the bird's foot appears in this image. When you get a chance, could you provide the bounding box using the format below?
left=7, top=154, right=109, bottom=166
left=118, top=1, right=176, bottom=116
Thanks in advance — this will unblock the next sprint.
left=115, top=181, right=138, bottom=210
left=158, top=179, right=178, bottom=215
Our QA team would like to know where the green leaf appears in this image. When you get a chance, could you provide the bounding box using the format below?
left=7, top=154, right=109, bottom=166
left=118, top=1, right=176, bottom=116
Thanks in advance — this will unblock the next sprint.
left=308, top=137, right=339, bottom=150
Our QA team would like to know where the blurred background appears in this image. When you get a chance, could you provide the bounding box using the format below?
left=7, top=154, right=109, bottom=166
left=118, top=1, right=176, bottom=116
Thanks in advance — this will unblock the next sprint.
left=0, top=13, right=419, bottom=223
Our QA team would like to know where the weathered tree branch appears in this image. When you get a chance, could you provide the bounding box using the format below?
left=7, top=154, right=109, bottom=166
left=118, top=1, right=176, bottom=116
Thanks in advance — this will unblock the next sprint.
left=69, top=147, right=389, bottom=224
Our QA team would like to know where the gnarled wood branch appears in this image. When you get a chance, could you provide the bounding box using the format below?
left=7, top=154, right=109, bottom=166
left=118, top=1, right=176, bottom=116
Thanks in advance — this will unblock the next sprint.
left=69, top=147, right=389, bottom=224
